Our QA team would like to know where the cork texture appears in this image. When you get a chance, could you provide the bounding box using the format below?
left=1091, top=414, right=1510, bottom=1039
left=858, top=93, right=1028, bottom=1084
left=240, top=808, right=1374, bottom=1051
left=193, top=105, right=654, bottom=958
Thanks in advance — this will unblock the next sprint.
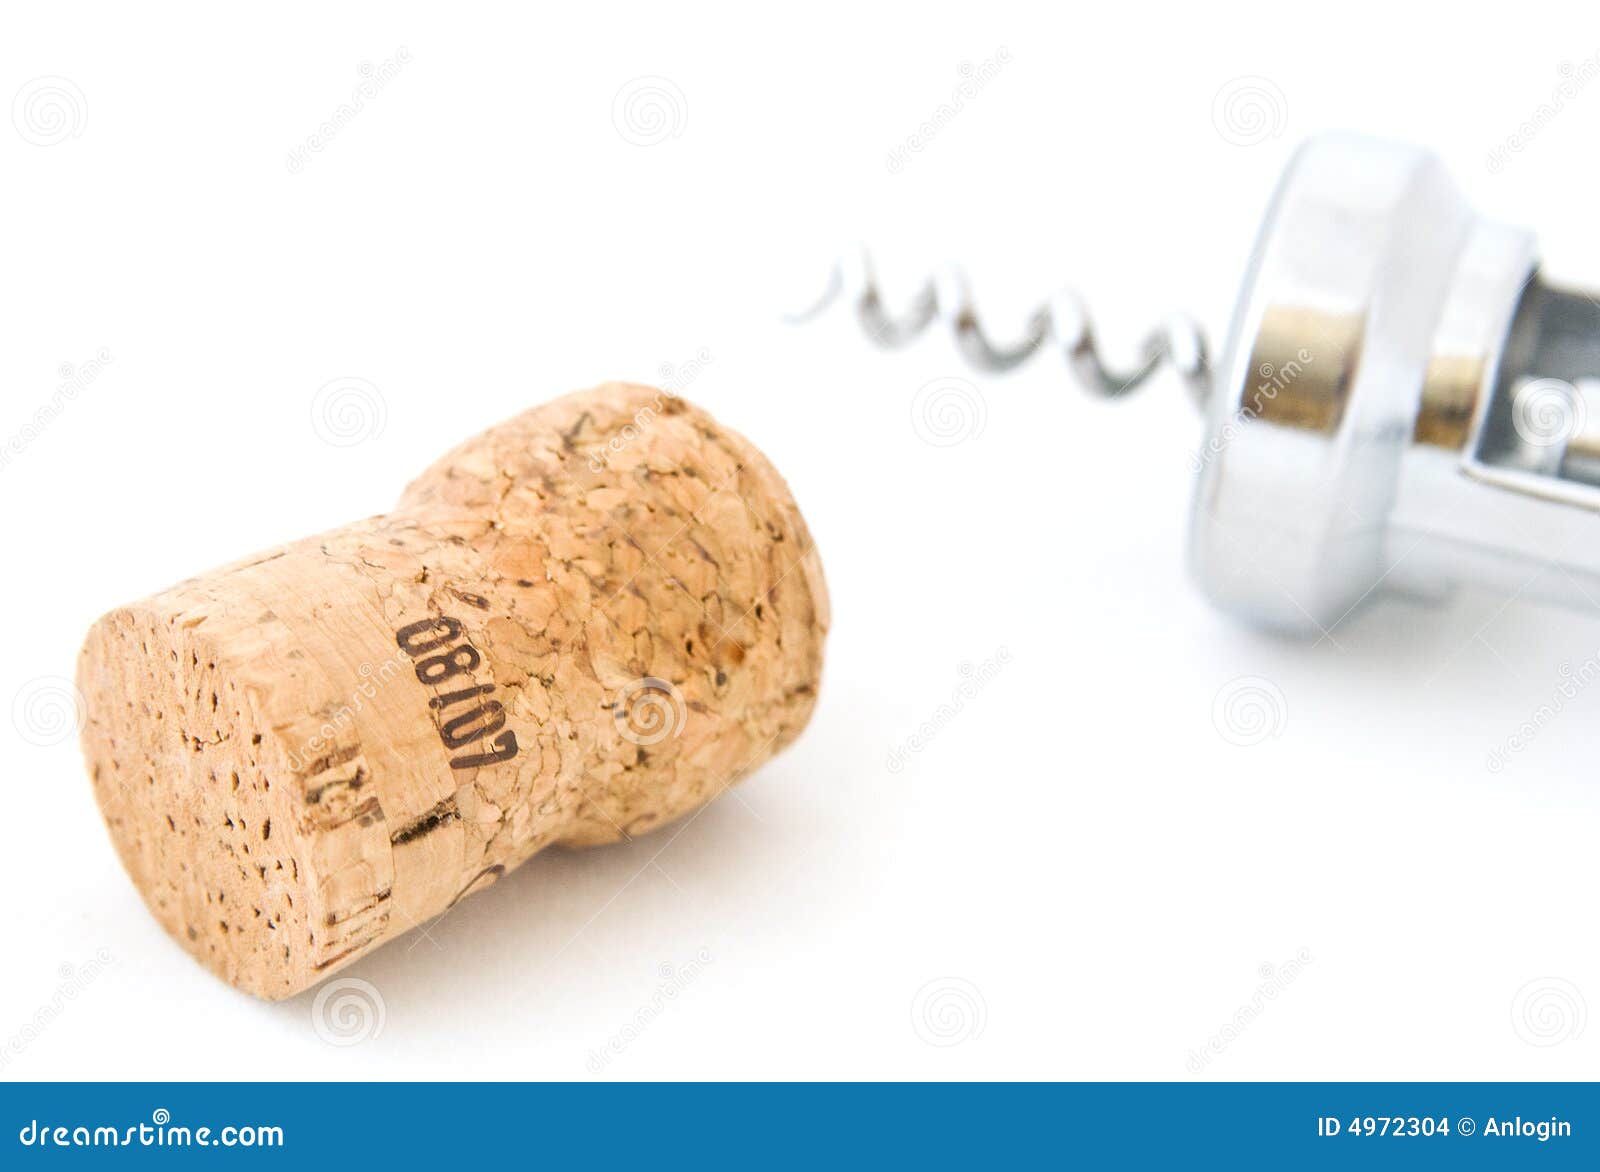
left=76, top=383, right=829, bottom=999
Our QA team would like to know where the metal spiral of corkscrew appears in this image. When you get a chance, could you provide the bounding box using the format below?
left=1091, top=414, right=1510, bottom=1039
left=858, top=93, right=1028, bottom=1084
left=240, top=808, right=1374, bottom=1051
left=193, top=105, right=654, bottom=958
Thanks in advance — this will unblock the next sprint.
left=787, top=246, right=1212, bottom=409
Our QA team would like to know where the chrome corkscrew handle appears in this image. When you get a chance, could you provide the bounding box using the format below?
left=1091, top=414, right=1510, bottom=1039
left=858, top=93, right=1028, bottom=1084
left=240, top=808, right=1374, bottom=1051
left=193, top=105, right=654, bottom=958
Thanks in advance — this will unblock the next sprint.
left=799, top=135, right=1600, bottom=637
left=788, top=245, right=1212, bottom=408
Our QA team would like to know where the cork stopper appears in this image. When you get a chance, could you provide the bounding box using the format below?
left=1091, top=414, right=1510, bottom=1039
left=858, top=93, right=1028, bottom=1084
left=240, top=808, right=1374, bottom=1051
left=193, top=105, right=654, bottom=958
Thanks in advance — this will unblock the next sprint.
left=76, top=383, right=828, bottom=999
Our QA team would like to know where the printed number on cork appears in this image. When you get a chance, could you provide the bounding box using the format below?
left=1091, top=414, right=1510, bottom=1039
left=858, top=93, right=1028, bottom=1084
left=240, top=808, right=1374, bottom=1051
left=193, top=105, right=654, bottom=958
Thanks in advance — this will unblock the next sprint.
left=395, top=615, right=520, bottom=770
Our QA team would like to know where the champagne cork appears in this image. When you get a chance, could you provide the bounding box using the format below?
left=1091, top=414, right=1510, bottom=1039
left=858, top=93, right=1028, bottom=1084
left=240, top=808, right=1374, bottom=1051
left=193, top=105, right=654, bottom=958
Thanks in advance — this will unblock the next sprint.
left=76, top=383, right=828, bottom=1000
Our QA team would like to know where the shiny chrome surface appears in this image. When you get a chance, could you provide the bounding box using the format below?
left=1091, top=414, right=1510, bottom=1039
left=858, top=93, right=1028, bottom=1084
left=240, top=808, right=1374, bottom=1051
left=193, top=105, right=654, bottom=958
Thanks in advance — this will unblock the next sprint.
left=795, top=134, right=1600, bottom=636
left=1188, top=133, right=1600, bottom=635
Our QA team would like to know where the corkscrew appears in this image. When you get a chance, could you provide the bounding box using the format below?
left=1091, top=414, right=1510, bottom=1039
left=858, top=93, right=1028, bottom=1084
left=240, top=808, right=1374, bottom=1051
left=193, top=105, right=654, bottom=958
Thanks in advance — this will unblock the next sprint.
left=787, top=247, right=1213, bottom=407
left=798, top=133, right=1600, bottom=637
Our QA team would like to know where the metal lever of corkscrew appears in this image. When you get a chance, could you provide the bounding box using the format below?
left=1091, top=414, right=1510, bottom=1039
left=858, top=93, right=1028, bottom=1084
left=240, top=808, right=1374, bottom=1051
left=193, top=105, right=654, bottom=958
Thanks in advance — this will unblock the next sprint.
left=798, top=133, right=1600, bottom=638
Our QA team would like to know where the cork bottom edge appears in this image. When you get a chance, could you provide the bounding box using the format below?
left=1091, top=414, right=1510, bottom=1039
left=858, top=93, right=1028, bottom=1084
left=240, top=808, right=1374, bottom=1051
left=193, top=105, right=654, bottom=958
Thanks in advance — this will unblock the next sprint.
left=77, top=604, right=823, bottom=1003
left=77, top=606, right=321, bottom=1001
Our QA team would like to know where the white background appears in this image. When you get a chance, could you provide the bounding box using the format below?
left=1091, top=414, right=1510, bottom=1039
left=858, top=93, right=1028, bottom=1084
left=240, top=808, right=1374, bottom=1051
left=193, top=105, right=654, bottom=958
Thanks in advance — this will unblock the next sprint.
left=2, top=1, right=1597, bottom=1080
